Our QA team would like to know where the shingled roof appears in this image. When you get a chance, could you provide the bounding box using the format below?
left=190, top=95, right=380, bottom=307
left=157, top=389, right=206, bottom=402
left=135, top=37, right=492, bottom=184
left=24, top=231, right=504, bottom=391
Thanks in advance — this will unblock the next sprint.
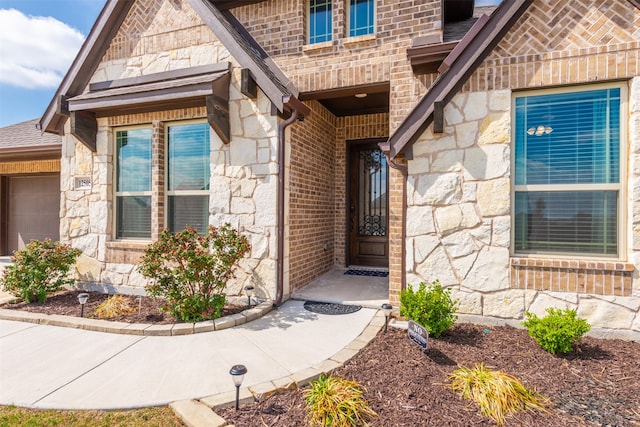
left=0, top=119, right=61, bottom=157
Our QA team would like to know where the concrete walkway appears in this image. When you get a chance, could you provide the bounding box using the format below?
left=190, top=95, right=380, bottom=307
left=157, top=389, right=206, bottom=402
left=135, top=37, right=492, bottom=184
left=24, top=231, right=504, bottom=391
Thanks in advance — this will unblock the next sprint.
left=0, top=300, right=381, bottom=410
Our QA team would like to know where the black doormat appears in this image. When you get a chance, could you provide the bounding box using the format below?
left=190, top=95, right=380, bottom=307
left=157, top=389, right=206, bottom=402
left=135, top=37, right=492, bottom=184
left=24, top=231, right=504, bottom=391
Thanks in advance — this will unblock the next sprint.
left=303, top=301, right=362, bottom=315
left=344, top=269, right=389, bottom=277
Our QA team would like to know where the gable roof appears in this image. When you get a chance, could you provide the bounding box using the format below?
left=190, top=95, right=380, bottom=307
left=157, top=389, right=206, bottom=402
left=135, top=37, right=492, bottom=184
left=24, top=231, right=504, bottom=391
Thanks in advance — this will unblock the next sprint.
left=40, top=0, right=307, bottom=135
left=389, top=0, right=640, bottom=159
left=388, top=0, right=533, bottom=158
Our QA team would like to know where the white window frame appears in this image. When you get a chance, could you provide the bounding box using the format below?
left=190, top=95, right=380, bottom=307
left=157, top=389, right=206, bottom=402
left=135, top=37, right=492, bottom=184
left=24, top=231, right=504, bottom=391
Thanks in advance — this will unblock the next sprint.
left=307, top=0, right=333, bottom=44
left=510, top=82, right=628, bottom=260
left=113, top=125, right=153, bottom=241
left=347, top=0, right=376, bottom=38
left=164, top=119, right=211, bottom=234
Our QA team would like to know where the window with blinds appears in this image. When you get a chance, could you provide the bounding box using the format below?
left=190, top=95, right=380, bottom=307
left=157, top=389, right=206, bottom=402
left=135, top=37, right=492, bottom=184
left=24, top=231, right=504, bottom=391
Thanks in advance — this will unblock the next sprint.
left=115, top=128, right=152, bottom=239
left=309, top=0, right=332, bottom=44
left=349, top=0, right=374, bottom=37
left=167, top=122, right=210, bottom=234
left=513, top=86, right=623, bottom=256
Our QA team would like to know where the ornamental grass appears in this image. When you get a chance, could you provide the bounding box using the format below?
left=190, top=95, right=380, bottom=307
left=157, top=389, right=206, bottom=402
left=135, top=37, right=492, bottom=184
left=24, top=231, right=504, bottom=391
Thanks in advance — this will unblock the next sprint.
left=449, top=363, right=548, bottom=425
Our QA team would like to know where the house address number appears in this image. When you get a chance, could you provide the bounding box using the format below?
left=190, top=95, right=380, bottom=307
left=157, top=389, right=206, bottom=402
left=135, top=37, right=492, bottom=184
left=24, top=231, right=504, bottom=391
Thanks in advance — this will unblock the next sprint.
left=74, top=177, right=91, bottom=190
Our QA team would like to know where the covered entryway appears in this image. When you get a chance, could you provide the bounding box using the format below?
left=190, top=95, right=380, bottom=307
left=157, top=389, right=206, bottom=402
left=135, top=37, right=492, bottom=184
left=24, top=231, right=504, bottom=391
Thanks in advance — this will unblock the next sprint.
left=6, top=175, right=60, bottom=253
left=348, top=140, right=389, bottom=268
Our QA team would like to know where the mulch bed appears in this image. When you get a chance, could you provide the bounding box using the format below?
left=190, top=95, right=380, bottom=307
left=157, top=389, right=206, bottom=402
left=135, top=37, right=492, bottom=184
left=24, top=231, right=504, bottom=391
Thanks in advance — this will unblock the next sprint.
left=1, top=291, right=246, bottom=324
left=219, top=324, right=640, bottom=427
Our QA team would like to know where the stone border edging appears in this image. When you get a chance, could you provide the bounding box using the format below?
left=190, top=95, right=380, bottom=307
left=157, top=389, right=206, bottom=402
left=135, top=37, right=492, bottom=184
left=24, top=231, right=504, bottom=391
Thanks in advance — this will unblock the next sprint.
left=0, top=301, right=273, bottom=336
left=168, top=310, right=386, bottom=427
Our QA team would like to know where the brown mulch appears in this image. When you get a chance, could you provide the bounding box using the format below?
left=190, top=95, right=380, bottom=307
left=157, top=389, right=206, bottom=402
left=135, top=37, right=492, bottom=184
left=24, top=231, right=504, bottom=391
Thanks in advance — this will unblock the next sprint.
left=2, top=291, right=246, bottom=324
left=219, top=324, right=640, bottom=427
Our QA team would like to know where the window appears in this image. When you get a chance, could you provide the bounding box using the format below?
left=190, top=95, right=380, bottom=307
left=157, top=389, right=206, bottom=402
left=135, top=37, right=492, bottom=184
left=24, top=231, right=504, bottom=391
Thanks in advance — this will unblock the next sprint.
left=166, top=122, right=210, bottom=234
left=309, top=0, right=332, bottom=44
left=115, top=128, right=152, bottom=239
left=513, top=85, right=624, bottom=257
left=348, top=0, right=374, bottom=37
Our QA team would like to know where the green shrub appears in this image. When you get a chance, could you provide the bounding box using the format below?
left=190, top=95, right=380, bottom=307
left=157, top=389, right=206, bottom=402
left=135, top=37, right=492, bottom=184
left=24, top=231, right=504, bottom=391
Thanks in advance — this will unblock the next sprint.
left=138, top=224, right=250, bottom=323
left=521, top=308, right=590, bottom=354
left=450, top=363, right=547, bottom=425
left=399, top=280, right=458, bottom=338
left=0, top=239, right=82, bottom=303
left=304, top=375, right=376, bottom=427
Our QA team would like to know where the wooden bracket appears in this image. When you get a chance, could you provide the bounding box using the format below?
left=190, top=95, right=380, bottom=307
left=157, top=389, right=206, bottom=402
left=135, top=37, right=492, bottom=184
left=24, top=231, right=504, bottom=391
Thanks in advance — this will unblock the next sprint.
left=241, top=68, right=257, bottom=99
left=70, top=111, right=97, bottom=152
left=433, top=100, right=444, bottom=133
left=207, top=73, right=231, bottom=144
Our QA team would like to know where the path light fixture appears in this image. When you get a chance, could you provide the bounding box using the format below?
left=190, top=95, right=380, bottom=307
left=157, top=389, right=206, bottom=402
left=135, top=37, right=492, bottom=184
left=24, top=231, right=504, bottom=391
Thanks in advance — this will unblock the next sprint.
left=381, top=303, right=392, bottom=333
left=77, top=293, right=89, bottom=317
left=229, top=364, right=247, bottom=410
left=244, top=286, right=255, bottom=307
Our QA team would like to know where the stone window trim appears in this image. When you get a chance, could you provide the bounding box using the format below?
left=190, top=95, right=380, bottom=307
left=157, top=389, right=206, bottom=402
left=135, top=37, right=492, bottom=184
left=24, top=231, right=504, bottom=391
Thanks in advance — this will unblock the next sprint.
left=342, top=33, right=377, bottom=47
left=302, top=40, right=334, bottom=53
left=510, top=256, right=634, bottom=297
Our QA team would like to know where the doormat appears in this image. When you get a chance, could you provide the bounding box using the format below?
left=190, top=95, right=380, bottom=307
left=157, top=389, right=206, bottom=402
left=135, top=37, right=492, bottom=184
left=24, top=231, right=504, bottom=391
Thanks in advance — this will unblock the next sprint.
left=344, top=269, right=389, bottom=277
left=303, top=301, right=362, bottom=315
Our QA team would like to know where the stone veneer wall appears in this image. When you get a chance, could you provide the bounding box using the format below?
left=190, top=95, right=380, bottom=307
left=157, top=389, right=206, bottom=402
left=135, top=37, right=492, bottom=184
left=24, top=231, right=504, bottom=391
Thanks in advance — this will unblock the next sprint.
left=404, top=0, right=640, bottom=331
left=62, top=0, right=280, bottom=299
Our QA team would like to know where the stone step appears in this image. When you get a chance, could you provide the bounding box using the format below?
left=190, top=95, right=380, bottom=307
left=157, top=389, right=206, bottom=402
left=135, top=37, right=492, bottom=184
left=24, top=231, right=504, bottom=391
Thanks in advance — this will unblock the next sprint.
left=169, top=399, right=229, bottom=427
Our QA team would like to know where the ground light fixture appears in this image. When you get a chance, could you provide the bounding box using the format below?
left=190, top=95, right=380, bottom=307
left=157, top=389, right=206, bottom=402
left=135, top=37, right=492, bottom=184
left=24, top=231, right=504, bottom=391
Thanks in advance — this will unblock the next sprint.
left=244, top=285, right=255, bottom=307
left=77, top=293, right=89, bottom=317
left=381, top=303, right=392, bottom=333
left=229, top=364, right=247, bottom=410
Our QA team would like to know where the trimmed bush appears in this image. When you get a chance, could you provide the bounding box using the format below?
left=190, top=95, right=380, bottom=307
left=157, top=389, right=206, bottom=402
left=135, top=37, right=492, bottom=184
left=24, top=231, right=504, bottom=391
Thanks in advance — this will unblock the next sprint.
left=305, top=375, right=376, bottom=427
left=138, top=224, right=250, bottom=323
left=0, top=239, right=81, bottom=303
left=522, top=308, right=590, bottom=354
left=399, top=280, right=458, bottom=338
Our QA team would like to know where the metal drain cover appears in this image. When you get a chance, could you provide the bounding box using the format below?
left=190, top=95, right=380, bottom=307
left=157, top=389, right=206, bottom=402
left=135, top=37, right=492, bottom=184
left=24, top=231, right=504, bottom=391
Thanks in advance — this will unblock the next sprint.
left=303, top=301, right=362, bottom=315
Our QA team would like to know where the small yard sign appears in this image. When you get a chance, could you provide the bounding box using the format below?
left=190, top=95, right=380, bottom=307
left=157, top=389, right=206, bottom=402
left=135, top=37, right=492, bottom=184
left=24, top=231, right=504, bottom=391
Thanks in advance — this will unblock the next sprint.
left=408, top=320, right=429, bottom=351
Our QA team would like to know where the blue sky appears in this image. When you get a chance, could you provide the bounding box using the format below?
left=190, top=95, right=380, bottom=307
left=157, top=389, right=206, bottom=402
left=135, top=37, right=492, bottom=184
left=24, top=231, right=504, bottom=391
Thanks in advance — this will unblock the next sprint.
left=0, top=0, right=502, bottom=128
left=0, top=0, right=105, bottom=127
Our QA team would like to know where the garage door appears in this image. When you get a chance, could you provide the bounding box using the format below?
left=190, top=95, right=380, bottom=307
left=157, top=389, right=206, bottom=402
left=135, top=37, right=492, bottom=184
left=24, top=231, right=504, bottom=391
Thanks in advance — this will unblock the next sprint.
left=8, top=175, right=60, bottom=253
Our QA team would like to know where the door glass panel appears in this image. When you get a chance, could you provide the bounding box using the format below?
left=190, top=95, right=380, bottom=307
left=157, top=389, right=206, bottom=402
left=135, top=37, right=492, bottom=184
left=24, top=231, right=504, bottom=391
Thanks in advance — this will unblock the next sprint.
left=358, top=149, right=387, bottom=236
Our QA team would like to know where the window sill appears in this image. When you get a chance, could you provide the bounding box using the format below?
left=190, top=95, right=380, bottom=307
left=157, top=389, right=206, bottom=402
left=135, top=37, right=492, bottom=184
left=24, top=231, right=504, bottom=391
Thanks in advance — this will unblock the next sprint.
left=303, top=41, right=334, bottom=53
left=510, top=256, right=633, bottom=296
left=106, top=240, right=149, bottom=264
left=342, top=34, right=377, bottom=47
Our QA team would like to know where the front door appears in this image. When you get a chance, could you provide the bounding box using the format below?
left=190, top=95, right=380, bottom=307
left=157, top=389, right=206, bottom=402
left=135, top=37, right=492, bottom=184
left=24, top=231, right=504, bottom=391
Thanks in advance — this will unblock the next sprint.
left=348, top=141, right=389, bottom=267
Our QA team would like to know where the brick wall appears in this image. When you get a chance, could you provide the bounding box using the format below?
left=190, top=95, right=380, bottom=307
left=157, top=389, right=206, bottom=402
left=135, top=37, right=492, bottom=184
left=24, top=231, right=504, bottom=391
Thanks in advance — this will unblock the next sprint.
left=232, top=0, right=441, bottom=133
left=288, top=101, right=337, bottom=291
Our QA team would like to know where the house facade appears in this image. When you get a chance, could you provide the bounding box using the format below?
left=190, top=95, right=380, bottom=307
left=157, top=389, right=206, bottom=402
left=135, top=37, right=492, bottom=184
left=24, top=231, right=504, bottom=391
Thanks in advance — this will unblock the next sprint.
left=40, top=0, right=640, bottom=332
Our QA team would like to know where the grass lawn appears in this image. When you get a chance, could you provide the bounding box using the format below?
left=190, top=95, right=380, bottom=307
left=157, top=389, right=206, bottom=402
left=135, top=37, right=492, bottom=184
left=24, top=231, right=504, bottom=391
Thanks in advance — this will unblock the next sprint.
left=0, top=405, right=183, bottom=427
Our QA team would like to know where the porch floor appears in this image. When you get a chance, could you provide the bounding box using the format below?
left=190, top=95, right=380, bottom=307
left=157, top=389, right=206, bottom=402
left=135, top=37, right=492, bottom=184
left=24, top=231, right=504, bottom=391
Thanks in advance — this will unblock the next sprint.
left=291, top=268, right=389, bottom=309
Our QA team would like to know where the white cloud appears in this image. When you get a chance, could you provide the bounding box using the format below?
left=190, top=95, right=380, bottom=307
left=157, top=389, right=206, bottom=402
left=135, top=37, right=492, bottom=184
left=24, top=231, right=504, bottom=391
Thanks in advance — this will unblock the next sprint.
left=0, top=9, right=84, bottom=89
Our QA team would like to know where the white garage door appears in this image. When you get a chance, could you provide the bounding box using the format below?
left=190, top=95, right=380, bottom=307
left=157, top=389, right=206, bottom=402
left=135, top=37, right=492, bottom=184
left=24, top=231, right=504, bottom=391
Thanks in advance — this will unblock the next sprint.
left=8, top=175, right=60, bottom=253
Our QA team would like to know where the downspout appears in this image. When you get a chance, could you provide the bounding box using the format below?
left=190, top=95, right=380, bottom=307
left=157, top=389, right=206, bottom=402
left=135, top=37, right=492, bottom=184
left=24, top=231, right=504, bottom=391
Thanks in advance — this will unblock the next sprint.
left=382, top=146, right=408, bottom=294
left=274, top=108, right=299, bottom=307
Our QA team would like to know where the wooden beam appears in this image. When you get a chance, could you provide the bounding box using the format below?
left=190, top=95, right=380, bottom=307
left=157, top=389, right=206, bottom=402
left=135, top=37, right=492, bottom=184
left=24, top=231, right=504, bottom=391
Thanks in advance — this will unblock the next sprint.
left=56, top=95, right=69, bottom=116
left=70, top=111, right=97, bottom=152
left=207, top=73, right=230, bottom=144
left=241, top=68, right=257, bottom=99
left=433, top=101, right=444, bottom=133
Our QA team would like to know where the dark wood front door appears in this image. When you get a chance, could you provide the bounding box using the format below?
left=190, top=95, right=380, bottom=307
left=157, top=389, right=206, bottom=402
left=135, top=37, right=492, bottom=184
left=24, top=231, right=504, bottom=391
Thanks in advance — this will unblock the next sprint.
left=348, top=141, right=389, bottom=267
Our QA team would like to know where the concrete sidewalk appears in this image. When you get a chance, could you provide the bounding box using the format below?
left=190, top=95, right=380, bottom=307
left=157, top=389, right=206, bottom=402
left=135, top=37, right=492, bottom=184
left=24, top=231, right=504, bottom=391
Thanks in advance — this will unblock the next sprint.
left=0, top=300, right=380, bottom=410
